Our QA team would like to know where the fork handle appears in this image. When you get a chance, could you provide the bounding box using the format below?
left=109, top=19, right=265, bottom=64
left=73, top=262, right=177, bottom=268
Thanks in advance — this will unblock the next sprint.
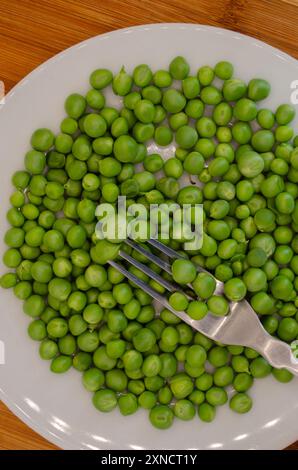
left=252, top=333, right=298, bottom=376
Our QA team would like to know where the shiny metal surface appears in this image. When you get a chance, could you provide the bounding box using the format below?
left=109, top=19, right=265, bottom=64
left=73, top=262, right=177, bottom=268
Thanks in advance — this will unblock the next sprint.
left=112, top=239, right=298, bottom=376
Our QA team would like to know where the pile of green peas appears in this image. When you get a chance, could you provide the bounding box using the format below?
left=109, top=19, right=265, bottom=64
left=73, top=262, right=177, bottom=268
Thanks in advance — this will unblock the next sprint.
left=1, top=55, right=298, bottom=429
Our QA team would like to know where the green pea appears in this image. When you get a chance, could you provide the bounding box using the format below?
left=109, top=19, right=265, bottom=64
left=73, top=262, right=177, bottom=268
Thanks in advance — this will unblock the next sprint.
left=162, top=89, right=186, bottom=114
left=206, top=387, right=228, bottom=406
left=197, top=66, right=214, bottom=86
left=229, top=393, right=252, bottom=413
left=174, top=399, right=195, bottom=420
left=149, top=405, right=174, bottom=429
left=112, top=66, right=132, bottom=96
left=50, top=355, right=72, bottom=373
left=169, top=56, right=190, bottom=80
left=93, top=389, right=117, bottom=412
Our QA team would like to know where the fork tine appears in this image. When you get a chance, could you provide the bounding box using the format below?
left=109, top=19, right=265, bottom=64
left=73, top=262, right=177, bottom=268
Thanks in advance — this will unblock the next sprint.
left=124, top=238, right=172, bottom=274
left=147, top=238, right=184, bottom=260
left=108, top=260, right=174, bottom=306
left=108, top=259, right=202, bottom=330
left=148, top=238, right=223, bottom=294
left=119, top=249, right=194, bottom=299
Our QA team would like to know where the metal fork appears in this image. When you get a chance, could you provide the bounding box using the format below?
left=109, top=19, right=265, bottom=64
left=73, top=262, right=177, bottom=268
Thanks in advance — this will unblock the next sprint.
left=109, top=238, right=298, bottom=376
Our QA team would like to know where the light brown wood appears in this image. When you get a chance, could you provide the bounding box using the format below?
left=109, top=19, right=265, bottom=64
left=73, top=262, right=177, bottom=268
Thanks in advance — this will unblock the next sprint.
left=0, top=0, right=297, bottom=451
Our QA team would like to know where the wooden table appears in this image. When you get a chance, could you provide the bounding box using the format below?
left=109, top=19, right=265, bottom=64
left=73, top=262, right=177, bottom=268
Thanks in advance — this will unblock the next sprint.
left=0, top=0, right=297, bottom=451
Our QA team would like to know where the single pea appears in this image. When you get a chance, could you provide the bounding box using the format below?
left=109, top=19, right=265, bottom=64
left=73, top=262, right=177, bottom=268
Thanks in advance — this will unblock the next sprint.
left=50, top=355, right=72, bottom=373
left=223, top=78, right=247, bottom=101
left=169, top=373, right=193, bottom=399
left=27, top=319, right=47, bottom=341
left=250, top=292, right=275, bottom=315
left=272, top=368, right=293, bottom=383
left=64, top=93, right=86, bottom=119
left=82, top=368, right=105, bottom=392
left=112, top=66, right=132, bottom=96
left=214, top=366, right=234, bottom=387
left=277, top=318, right=298, bottom=342
left=208, top=346, right=229, bottom=367
left=127, top=380, right=145, bottom=395
left=104, top=369, right=128, bottom=392
left=189, top=390, right=205, bottom=406
left=187, top=301, right=208, bottom=320
left=224, top=278, right=247, bottom=301
left=86, top=89, right=105, bottom=110
left=243, top=268, right=267, bottom=293
left=168, top=292, right=189, bottom=311
left=182, top=76, right=200, bottom=99
left=230, top=392, right=252, bottom=413
left=174, top=399, right=195, bottom=421
left=250, top=357, right=272, bottom=378
left=195, top=373, right=213, bottom=391
left=31, top=260, right=53, bottom=283
left=214, top=60, right=233, bottom=79
left=276, top=103, right=295, bottom=125
left=149, top=405, right=174, bottom=429
left=169, top=56, right=190, bottom=80
left=72, top=352, right=92, bottom=371
left=154, top=126, right=173, bottom=146
left=30, top=128, right=54, bottom=152
left=186, top=344, right=207, bottom=367
left=198, top=402, right=215, bottom=422
left=118, top=393, right=138, bottom=416
left=39, top=339, right=58, bottom=360
left=262, top=315, right=279, bottom=335
left=133, top=64, right=152, bottom=87
left=138, top=391, right=157, bottom=409
left=257, top=108, right=275, bottom=129
left=12, top=170, right=30, bottom=189
left=192, top=272, right=216, bottom=299
left=172, top=259, right=196, bottom=284
left=176, top=125, right=198, bottom=149
left=201, top=85, right=222, bottom=105
left=162, top=89, right=186, bottom=114
left=196, top=117, right=216, bottom=138
left=134, top=99, right=155, bottom=123
left=206, top=387, right=228, bottom=406
left=89, top=68, right=113, bottom=89
left=197, top=65, right=214, bottom=86
left=23, top=295, right=45, bottom=317
left=233, top=373, right=253, bottom=392
left=185, top=99, right=204, bottom=119
left=270, top=275, right=293, bottom=301
left=248, top=78, right=270, bottom=101
left=0, top=272, right=18, bottom=289
left=183, top=151, right=204, bottom=175
left=153, top=69, right=172, bottom=87
left=93, top=389, right=117, bottom=412
left=232, top=122, right=252, bottom=144
left=46, top=317, right=68, bottom=338
left=207, top=296, right=229, bottom=316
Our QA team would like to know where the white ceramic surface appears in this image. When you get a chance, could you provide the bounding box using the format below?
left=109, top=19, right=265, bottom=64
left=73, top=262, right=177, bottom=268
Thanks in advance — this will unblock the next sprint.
left=0, top=24, right=298, bottom=450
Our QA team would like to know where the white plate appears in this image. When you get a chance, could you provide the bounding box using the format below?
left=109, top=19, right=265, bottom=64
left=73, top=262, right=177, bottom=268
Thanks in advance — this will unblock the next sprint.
left=0, top=23, right=298, bottom=451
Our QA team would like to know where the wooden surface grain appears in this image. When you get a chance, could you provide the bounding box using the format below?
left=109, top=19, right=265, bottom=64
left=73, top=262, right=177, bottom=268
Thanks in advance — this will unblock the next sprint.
left=0, top=0, right=297, bottom=451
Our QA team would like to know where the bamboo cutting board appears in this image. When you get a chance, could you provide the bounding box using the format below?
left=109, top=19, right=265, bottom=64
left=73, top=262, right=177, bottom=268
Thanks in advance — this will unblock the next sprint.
left=0, top=0, right=297, bottom=451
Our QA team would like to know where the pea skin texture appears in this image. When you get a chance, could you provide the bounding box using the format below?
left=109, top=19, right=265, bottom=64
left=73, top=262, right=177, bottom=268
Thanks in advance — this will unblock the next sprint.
left=1, top=55, right=298, bottom=431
